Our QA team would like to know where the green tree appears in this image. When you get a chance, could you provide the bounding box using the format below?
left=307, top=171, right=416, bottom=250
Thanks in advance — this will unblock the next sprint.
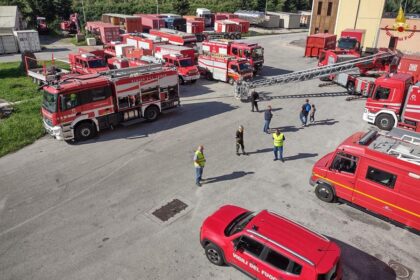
left=172, top=0, right=190, bottom=15
left=385, top=0, right=420, bottom=13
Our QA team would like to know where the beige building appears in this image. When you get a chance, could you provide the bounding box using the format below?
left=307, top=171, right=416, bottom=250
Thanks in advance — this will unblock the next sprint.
left=376, top=17, right=420, bottom=55
left=334, top=0, right=385, bottom=49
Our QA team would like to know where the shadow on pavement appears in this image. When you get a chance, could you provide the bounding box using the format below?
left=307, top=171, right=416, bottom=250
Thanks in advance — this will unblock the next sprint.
left=308, top=119, right=339, bottom=126
left=329, top=237, right=397, bottom=280
left=283, top=153, right=318, bottom=161
left=75, top=101, right=237, bottom=144
left=204, top=171, right=255, bottom=184
left=247, top=148, right=272, bottom=155
left=269, top=125, right=300, bottom=133
left=179, top=79, right=217, bottom=98
left=259, top=66, right=293, bottom=77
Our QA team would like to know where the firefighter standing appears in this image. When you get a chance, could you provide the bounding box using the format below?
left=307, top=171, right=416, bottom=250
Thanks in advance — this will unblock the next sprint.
left=194, top=145, right=206, bottom=187
left=272, top=129, right=285, bottom=162
left=236, top=125, right=247, bottom=155
left=251, top=91, right=259, bottom=112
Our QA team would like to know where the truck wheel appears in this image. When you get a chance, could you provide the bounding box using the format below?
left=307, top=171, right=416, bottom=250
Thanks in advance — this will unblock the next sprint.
left=376, top=114, right=395, bottom=131
left=205, top=243, right=225, bottom=266
left=144, top=105, right=160, bottom=121
left=315, top=183, right=336, bottom=203
left=223, top=34, right=230, bottom=39
left=228, top=77, right=235, bottom=85
left=75, top=122, right=96, bottom=142
left=235, top=34, right=241, bottom=39
left=230, top=34, right=236, bottom=40
left=346, top=81, right=355, bottom=95
left=191, top=79, right=197, bottom=84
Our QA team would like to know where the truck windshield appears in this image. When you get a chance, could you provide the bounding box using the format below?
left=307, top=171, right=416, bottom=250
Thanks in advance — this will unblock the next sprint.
left=337, top=38, right=357, bottom=50
left=252, top=48, right=263, bottom=59
left=179, top=59, right=193, bottom=67
left=224, top=211, right=255, bottom=236
left=88, top=59, right=107, bottom=68
left=239, top=62, right=252, bottom=72
left=42, top=90, right=58, bottom=113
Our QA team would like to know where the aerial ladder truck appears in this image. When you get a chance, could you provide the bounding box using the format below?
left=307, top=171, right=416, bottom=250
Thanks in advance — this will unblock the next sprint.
left=234, top=51, right=399, bottom=100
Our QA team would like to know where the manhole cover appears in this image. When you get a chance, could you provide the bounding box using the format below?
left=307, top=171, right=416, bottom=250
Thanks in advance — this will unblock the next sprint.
left=152, top=199, right=188, bottom=222
left=388, top=260, right=413, bottom=280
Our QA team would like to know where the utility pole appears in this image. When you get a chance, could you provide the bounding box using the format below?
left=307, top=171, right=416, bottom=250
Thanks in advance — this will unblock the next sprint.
left=156, top=0, right=159, bottom=14
left=265, top=0, right=268, bottom=14
left=81, top=0, right=86, bottom=24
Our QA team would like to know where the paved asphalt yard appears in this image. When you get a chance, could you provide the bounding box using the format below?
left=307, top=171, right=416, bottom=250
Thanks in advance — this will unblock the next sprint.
left=0, top=33, right=418, bottom=280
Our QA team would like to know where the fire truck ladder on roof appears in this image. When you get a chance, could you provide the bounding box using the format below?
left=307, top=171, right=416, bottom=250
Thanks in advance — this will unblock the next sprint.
left=101, top=64, right=164, bottom=78
left=388, top=147, right=420, bottom=165
left=234, top=51, right=395, bottom=100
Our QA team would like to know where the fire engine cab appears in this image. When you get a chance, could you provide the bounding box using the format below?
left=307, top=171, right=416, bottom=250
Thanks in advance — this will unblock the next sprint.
left=363, top=74, right=420, bottom=132
left=69, top=52, right=109, bottom=74
left=200, top=205, right=342, bottom=280
left=41, top=64, right=180, bottom=142
left=310, top=129, right=420, bottom=231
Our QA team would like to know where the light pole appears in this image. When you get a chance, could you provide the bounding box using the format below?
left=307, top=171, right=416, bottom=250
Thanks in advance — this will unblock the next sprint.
left=156, top=0, right=159, bottom=14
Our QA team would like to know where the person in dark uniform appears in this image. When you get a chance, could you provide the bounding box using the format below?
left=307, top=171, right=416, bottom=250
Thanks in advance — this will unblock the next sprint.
left=236, top=125, right=247, bottom=155
left=251, top=91, right=259, bottom=112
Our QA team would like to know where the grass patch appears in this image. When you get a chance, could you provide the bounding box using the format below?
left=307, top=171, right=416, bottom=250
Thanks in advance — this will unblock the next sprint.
left=0, top=62, right=45, bottom=157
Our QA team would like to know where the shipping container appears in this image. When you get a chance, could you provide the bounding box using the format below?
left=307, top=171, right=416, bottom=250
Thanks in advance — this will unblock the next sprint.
left=13, top=30, right=41, bottom=52
left=398, top=55, right=420, bottom=83
left=186, top=21, right=205, bottom=34
left=85, top=22, right=120, bottom=44
left=228, top=18, right=250, bottom=33
left=304, top=33, right=337, bottom=57
left=135, top=15, right=165, bottom=33
left=125, top=17, right=142, bottom=33
left=214, top=20, right=242, bottom=33
left=0, top=34, right=18, bottom=54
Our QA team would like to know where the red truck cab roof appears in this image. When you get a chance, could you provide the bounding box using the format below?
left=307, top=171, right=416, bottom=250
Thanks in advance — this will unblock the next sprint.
left=44, top=74, right=110, bottom=94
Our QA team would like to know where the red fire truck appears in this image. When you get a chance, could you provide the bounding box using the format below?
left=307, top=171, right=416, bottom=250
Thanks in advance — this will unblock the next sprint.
left=154, top=45, right=200, bottom=84
left=69, top=52, right=109, bottom=74
left=202, top=40, right=264, bottom=74
left=363, top=73, right=420, bottom=132
left=123, top=33, right=167, bottom=52
left=310, top=129, right=420, bottom=231
left=41, top=64, right=180, bottom=142
left=198, top=53, right=253, bottom=84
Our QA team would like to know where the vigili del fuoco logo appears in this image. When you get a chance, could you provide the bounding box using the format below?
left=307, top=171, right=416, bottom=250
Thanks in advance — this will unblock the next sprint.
left=385, top=6, right=416, bottom=41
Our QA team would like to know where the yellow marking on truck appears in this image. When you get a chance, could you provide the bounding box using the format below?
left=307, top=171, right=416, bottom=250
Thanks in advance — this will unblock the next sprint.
left=313, top=173, right=420, bottom=219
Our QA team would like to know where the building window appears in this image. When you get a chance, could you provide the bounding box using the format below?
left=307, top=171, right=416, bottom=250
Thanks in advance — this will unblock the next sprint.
left=327, top=2, right=333, bottom=16
left=366, top=167, right=397, bottom=188
left=324, top=29, right=329, bottom=33
left=315, top=28, right=319, bottom=33
left=317, top=1, right=323, bottom=15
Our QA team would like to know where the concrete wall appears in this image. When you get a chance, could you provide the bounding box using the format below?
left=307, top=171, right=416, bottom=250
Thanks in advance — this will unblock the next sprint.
left=334, top=0, right=385, bottom=49
left=376, top=18, right=420, bottom=55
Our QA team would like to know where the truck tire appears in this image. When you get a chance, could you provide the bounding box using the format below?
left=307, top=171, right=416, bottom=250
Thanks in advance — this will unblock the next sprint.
left=235, top=34, right=241, bottom=39
left=223, top=34, right=230, bottom=39
left=75, top=122, right=96, bottom=142
left=205, top=243, right=225, bottom=266
left=346, top=81, right=355, bottom=95
left=228, top=77, right=235, bottom=85
left=230, top=34, right=236, bottom=40
left=375, top=114, right=395, bottom=131
left=144, top=105, right=160, bottom=121
left=315, top=183, right=336, bottom=203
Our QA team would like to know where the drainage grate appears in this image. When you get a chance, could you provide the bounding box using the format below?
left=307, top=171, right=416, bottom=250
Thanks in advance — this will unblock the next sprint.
left=152, top=199, right=188, bottom=222
left=388, top=260, right=413, bottom=280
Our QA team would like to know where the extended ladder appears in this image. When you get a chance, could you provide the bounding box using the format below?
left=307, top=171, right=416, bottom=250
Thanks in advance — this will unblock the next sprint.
left=234, top=51, right=396, bottom=100
left=101, top=64, right=164, bottom=79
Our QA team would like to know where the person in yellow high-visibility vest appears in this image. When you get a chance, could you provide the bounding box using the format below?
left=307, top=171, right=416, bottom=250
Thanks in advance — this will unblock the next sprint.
left=272, top=129, right=285, bottom=162
left=194, top=145, right=206, bottom=187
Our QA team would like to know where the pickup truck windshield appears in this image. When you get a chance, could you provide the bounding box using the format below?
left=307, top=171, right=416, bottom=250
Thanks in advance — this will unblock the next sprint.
left=88, top=59, right=107, bottom=68
left=42, top=90, right=58, bottom=113
left=224, top=211, right=255, bottom=236
left=337, top=38, right=357, bottom=50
